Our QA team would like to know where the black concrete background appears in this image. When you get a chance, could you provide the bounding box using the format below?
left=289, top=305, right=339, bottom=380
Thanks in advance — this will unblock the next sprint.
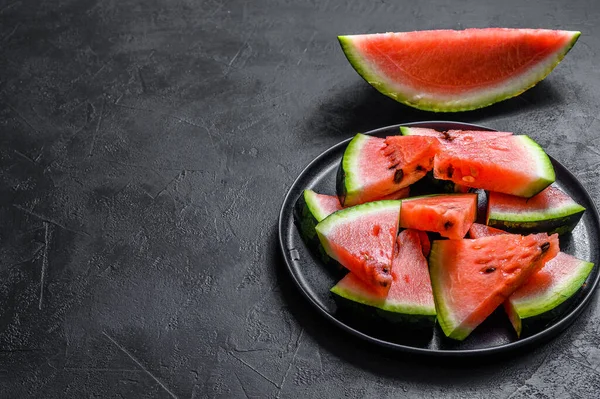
left=1, top=0, right=600, bottom=397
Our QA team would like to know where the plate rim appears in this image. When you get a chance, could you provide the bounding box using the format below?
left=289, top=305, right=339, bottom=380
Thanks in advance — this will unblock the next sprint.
left=278, top=121, right=600, bottom=357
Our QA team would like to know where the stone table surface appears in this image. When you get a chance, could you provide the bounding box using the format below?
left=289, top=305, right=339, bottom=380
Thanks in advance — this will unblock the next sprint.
left=1, top=0, right=600, bottom=398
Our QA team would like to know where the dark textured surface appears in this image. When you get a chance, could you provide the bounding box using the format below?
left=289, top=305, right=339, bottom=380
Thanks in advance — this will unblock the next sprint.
left=1, top=0, right=600, bottom=397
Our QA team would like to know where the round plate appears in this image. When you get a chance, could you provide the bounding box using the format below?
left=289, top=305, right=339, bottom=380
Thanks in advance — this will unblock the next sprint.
left=278, top=121, right=600, bottom=356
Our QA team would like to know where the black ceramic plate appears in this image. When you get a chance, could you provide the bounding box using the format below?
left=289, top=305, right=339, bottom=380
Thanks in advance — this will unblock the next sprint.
left=279, top=121, right=600, bottom=356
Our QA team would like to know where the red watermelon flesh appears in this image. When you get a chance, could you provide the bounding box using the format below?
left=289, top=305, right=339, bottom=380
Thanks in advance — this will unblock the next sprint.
left=433, top=135, right=555, bottom=197
left=338, top=29, right=580, bottom=112
left=468, top=223, right=507, bottom=238
left=339, top=134, right=438, bottom=206
left=400, top=193, right=478, bottom=239
left=465, top=222, right=592, bottom=337
left=331, top=229, right=436, bottom=317
left=429, top=233, right=559, bottom=340
left=400, top=127, right=513, bottom=147
left=382, top=136, right=439, bottom=185
left=417, top=230, right=431, bottom=257
left=316, top=200, right=401, bottom=293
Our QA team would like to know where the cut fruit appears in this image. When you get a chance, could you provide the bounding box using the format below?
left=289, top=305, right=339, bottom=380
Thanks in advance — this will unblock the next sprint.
left=400, top=193, right=478, bottom=239
left=400, top=127, right=514, bottom=147
left=468, top=223, right=507, bottom=239
left=433, top=135, right=555, bottom=197
left=316, top=200, right=401, bottom=293
left=338, top=29, right=580, bottom=112
left=487, top=185, right=586, bottom=235
left=429, top=233, right=559, bottom=340
left=469, top=222, right=594, bottom=338
left=505, top=252, right=594, bottom=337
left=337, top=133, right=438, bottom=206
left=331, top=229, right=436, bottom=326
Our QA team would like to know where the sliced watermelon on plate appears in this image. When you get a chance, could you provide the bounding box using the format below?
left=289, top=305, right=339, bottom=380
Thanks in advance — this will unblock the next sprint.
left=468, top=222, right=594, bottom=338
left=433, top=135, right=555, bottom=197
left=338, top=28, right=580, bottom=112
left=429, top=233, right=559, bottom=340
left=331, top=229, right=436, bottom=327
left=487, top=185, right=586, bottom=235
left=316, top=200, right=401, bottom=293
left=400, top=193, right=478, bottom=239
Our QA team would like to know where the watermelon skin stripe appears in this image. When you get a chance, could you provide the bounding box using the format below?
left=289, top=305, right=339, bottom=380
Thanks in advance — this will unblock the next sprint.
left=331, top=277, right=437, bottom=316
left=338, top=29, right=581, bottom=112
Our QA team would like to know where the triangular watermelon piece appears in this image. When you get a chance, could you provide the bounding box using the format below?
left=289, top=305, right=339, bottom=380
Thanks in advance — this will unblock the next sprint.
left=331, top=229, right=436, bottom=322
left=429, top=233, right=559, bottom=340
left=399, top=193, right=478, bottom=239
left=338, top=29, right=580, bottom=112
left=433, top=135, right=555, bottom=197
left=487, top=185, right=586, bottom=235
left=316, top=200, right=401, bottom=293
left=337, top=134, right=438, bottom=207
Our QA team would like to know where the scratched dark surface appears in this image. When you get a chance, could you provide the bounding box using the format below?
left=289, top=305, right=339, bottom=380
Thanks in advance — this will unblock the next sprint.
left=1, top=0, right=600, bottom=398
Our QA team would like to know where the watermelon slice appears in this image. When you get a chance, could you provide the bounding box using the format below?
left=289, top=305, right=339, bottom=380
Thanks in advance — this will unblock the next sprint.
left=316, top=200, right=401, bottom=292
left=337, top=133, right=438, bottom=206
left=400, top=127, right=514, bottom=146
left=433, top=135, right=555, bottom=197
left=429, top=233, right=559, bottom=340
left=487, top=185, right=586, bottom=235
left=338, top=29, right=580, bottom=112
left=331, top=229, right=436, bottom=326
left=467, top=223, right=594, bottom=338
left=400, top=193, right=478, bottom=239
left=505, top=252, right=594, bottom=337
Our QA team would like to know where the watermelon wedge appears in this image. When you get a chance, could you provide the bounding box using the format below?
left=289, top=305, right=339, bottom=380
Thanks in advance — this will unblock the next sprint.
left=433, top=135, right=555, bottom=197
left=316, top=200, right=401, bottom=292
left=331, top=229, right=436, bottom=326
left=505, top=252, right=594, bottom=337
left=400, top=193, right=478, bottom=239
left=487, top=185, right=586, bottom=235
left=338, top=29, right=580, bottom=112
left=429, top=233, right=559, bottom=340
left=337, top=133, right=438, bottom=206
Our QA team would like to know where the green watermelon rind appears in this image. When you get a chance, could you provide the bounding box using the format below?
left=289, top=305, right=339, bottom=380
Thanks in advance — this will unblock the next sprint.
left=509, top=259, right=594, bottom=320
left=330, top=280, right=437, bottom=316
left=338, top=31, right=581, bottom=112
left=304, top=189, right=335, bottom=223
left=315, top=200, right=402, bottom=260
left=428, top=241, right=472, bottom=340
left=337, top=133, right=370, bottom=206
